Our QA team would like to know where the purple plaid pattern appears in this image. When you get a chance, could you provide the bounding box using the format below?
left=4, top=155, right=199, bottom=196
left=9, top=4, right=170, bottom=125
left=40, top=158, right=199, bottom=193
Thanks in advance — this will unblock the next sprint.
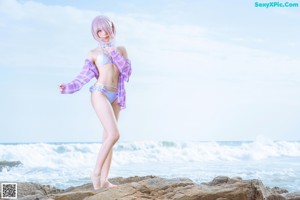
left=60, top=59, right=99, bottom=94
left=60, top=50, right=132, bottom=109
left=109, top=50, right=132, bottom=109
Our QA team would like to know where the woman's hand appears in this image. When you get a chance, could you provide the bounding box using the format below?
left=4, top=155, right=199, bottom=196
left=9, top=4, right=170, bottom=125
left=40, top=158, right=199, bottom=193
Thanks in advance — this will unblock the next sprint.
left=58, top=85, right=65, bottom=92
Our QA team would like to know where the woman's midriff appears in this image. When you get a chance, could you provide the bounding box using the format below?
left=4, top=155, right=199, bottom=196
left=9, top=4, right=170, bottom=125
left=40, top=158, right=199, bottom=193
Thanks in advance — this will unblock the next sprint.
left=95, top=64, right=119, bottom=92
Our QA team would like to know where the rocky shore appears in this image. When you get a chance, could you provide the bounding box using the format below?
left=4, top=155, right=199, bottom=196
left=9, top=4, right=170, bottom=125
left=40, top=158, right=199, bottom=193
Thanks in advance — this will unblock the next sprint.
left=2, top=175, right=300, bottom=200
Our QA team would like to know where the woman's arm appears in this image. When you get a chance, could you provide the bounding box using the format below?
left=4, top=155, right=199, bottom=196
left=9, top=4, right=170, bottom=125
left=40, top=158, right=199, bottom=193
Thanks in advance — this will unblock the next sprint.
left=59, top=53, right=99, bottom=94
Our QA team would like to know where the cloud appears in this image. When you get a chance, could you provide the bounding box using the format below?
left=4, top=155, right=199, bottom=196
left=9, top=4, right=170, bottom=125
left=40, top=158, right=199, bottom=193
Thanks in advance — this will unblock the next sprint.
left=1, top=0, right=299, bottom=70
left=252, top=38, right=264, bottom=43
left=0, top=0, right=88, bottom=23
left=231, top=38, right=245, bottom=42
left=1, top=0, right=299, bottom=91
left=287, top=42, right=297, bottom=47
left=272, top=9, right=300, bottom=19
left=1, top=0, right=300, bottom=142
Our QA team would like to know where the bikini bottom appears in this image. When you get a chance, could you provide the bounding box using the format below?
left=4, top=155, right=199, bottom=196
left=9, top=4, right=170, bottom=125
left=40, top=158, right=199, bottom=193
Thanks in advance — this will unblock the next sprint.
left=89, top=84, right=118, bottom=103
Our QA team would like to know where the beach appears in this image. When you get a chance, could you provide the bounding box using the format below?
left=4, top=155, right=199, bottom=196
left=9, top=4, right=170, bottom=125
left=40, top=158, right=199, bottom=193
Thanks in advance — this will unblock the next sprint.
left=0, top=140, right=300, bottom=199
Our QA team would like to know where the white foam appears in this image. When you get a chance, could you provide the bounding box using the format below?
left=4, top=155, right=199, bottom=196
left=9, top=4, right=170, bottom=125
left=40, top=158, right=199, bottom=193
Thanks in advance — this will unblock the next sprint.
left=0, top=140, right=300, bottom=168
left=0, top=140, right=299, bottom=191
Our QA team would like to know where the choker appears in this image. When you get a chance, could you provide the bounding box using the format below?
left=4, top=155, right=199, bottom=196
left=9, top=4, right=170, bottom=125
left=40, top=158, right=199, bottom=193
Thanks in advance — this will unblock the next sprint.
left=98, top=39, right=116, bottom=48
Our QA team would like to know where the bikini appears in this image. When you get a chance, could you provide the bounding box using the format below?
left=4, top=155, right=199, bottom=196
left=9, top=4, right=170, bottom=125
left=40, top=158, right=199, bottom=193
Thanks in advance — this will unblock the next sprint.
left=60, top=40, right=132, bottom=109
left=89, top=50, right=118, bottom=104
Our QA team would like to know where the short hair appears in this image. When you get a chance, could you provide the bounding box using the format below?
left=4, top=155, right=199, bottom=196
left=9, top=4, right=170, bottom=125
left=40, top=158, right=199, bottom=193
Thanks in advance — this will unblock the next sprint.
left=91, top=15, right=116, bottom=42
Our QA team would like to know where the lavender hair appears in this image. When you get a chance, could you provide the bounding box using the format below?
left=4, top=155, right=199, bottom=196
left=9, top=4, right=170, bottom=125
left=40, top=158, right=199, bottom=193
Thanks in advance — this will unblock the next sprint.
left=91, top=15, right=116, bottom=42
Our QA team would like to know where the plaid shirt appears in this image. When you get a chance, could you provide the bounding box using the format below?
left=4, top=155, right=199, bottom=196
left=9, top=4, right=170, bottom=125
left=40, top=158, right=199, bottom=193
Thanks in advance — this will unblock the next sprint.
left=60, top=50, right=132, bottom=109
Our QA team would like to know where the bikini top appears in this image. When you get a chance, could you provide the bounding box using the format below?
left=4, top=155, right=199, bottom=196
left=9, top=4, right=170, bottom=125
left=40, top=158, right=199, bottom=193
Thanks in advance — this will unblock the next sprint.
left=96, top=51, right=113, bottom=67
left=96, top=40, right=115, bottom=67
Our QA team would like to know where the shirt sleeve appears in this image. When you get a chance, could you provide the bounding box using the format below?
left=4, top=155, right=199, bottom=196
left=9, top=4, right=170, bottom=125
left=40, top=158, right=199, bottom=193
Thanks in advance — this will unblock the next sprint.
left=60, top=59, right=99, bottom=94
left=109, top=50, right=132, bottom=82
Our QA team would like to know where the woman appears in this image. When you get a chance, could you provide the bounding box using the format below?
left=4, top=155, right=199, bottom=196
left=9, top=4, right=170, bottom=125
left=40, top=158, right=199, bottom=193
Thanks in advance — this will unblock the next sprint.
left=58, top=15, right=132, bottom=190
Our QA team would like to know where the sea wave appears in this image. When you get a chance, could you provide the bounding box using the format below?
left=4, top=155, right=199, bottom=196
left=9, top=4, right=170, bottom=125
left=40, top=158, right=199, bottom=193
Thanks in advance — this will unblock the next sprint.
left=0, top=139, right=299, bottom=168
left=0, top=139, right=299, bottom=191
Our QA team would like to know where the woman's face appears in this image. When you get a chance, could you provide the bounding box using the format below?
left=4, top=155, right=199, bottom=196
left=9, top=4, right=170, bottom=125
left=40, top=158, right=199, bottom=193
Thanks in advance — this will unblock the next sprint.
left=97, top=29, right=110, bottom=42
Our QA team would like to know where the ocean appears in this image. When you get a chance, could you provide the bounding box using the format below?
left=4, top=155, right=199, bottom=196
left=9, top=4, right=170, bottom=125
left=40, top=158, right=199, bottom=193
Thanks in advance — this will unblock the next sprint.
left=0, top=140, right=299, bottom=192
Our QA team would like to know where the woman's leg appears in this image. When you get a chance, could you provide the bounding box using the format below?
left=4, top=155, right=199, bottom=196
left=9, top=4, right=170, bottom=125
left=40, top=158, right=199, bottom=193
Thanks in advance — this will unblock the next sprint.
left=100, top=99, right=120, bottom=187
left=100, top=131, right=113, bottom=182
left=90, top=92, right=120, bottom=189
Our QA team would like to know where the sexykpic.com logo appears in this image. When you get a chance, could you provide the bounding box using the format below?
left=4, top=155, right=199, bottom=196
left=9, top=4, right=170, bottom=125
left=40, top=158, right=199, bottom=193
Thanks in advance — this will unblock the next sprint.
left=255, top=1, right=299, bottom=8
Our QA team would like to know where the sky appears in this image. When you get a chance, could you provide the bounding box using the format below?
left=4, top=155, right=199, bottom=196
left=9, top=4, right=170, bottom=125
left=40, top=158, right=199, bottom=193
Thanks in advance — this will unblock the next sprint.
left=0, top=0, right=299, bottom=143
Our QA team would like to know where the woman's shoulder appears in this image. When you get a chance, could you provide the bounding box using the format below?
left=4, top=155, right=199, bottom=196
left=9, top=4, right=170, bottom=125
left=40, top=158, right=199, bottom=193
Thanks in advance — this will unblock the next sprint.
left=116, top=46, right=126, bottom=52
left=87, top=48, right=100, bottom=61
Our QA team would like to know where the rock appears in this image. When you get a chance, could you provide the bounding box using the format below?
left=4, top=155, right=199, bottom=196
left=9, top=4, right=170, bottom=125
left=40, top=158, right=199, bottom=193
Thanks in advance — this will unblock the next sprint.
left=271, top=187, right=289, bottom=195
left=285, top=192, right=300, bottom=200
left=205, top=176, right=230, bottom=185
left=51, top=176, right=285, bottom=200
left=0, top=182, right=63, bottom=200
left=2, top=176, right=296, bottom=200
left=17, top=194, right=48, bottom=200
left=49, top=191, right=96, bottom=200
left=0, top=160, right=22, bottom=171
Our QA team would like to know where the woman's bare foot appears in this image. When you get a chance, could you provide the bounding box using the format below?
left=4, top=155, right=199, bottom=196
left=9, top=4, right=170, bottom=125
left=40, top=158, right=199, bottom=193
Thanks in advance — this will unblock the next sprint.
left=90, top=172, right=101, bottom=190
left=100, top=180, right=118, bottom=188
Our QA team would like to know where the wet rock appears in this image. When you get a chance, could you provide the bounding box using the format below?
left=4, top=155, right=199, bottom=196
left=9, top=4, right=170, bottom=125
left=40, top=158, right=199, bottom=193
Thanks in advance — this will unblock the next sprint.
left=0, top=160, right=22, bottom=171
left=3, top=176, right=296, bottom=200
left=285, top=192, right=300, bottom=200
